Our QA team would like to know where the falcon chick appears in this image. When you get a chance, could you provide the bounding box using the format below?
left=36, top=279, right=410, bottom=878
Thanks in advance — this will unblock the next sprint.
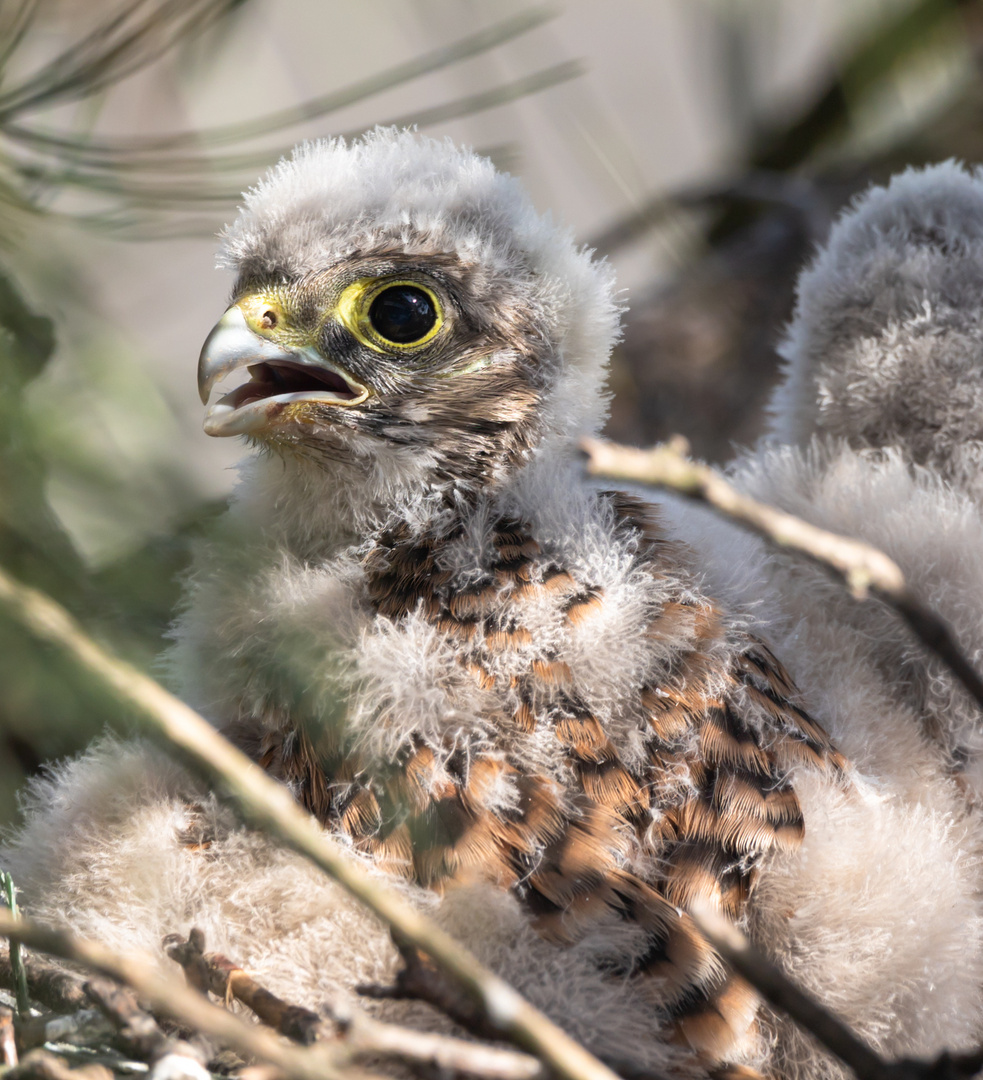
left=178, top=129, right=842, bottom=1066
left=6, top=137, right=983, bottom=1080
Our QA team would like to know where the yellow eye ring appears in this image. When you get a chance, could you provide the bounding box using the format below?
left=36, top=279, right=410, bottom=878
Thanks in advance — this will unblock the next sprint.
left=335, top=277, right=444, bottom=352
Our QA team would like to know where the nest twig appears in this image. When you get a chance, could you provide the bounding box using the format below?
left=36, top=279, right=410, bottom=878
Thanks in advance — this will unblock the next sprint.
left=581, top=436, right=983, bottom=714
left=165, top=928, right=546, bottom=1080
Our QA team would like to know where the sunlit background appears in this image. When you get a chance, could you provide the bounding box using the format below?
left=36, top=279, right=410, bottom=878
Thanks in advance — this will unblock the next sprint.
left=1, top=0, right=979, bottom=823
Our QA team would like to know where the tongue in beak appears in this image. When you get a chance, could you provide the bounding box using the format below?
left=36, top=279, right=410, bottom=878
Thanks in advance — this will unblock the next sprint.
left=197, top=306, right=369, bottom=437
left=225, top=361, right=363, bottom=409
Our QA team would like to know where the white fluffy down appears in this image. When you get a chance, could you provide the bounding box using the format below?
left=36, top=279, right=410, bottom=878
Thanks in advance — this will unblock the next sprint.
left=5, top=148, right=983, bottom=1080
left=4, top=740, right=686, bottom=1076
left=771, top=160, right=983, bottom=502
left=222, top=129, right=621, bottom=449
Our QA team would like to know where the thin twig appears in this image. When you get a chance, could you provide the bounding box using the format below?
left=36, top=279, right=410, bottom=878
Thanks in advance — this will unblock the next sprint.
left=359, top=931, right=504, bottom=1042
left=0, top=563, right=622, bottom=1080
left=688, top=904, right=895, bottom=1080
left=580, top=437, right=983, bottom=714
left=587, top=172, right=829, bottom=256
left=0, top=909, right=365, bottom=1080
left=0, top=938, right=88, bottom=1014
left=333, top=1000, right=544, bottom=1080
left=83, top=977, right=171, bottom=1061
left=359, top=934, right=667, bottom=1080
left=688, top=903, right=983, bottom=1080
left=2, top=873, right=30, bottom=1016
left=165, top=929, right=546, bottom=1080
left=164, top=930, right=322, bottom=1046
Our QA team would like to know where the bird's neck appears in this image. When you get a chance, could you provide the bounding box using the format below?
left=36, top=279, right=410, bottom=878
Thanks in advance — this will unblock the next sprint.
left=228, top=447, right=511, bottom=560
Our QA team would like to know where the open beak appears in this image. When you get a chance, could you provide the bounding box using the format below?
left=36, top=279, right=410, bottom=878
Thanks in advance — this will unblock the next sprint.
left=197, top=306, right=369, bottom=437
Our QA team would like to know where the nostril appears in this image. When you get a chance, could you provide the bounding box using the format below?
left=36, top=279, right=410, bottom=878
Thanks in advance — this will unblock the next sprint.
left=259, top=309, right=278, bottom=330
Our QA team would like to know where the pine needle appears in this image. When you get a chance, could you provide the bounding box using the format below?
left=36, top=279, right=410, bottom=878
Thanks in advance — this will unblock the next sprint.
left=0, top=872, right=29, bottom=1017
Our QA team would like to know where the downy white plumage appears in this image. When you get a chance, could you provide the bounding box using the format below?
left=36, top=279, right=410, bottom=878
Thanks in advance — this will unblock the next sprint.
left=5, top=137, right=983, bottom=1080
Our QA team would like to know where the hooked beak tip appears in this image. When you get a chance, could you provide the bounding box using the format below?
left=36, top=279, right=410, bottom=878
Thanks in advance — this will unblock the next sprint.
left=197, top=305, right=255, bottom=405
left=196, top=301, right=371, bottom=438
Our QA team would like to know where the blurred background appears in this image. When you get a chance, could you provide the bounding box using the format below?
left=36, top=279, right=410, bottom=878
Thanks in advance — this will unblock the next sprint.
left=1, top=0, right=980, bottom=825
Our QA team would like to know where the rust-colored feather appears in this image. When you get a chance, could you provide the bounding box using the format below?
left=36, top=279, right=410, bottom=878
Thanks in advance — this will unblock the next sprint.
left=554, top=712, right=609, bottom=762
left=449, top=585, right=501, bottom=619
left=530, top=657, right=574, bottom=687
left=565, top=590, right=605, bottom=626
left=231, top=494, right=845, bottom=1072
left=485, top=627, right=533, bottom=650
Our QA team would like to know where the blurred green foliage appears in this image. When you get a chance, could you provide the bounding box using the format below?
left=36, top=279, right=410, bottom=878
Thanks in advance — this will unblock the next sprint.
left=0, top=0, right=581, bottom=825
left=0, top=262, right=222, bottom=820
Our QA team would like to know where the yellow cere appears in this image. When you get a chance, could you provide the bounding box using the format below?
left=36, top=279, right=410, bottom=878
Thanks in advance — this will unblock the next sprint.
left=335, top=277, right=444, bottom=352
left=237, top=291, right=312, bottom=349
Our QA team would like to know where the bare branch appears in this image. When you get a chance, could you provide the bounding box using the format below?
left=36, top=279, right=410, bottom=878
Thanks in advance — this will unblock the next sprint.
left=0, top=909, right=358, bottom=1080
left=0, top=562, right=622, bottom=1080
left=165, top=929, right=547, bottom=1080
left=359, top=931, right=505, bottom=1043
left=580, top=437, right=983, bottom=714
left=164, top=930, right=321, bottom=1046
left=335, top=1004, right=545, bottom=1080
left=0, top=938, right=88, bottom=1013
left=689, top=903, right=983, bottom=1080
left=688, top=904, right=895, bottom=1080
left=83, top=977, right=171, bottom=1061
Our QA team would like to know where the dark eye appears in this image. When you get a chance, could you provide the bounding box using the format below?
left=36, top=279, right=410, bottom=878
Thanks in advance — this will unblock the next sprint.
left=368, top=285, right=438, bottom=345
